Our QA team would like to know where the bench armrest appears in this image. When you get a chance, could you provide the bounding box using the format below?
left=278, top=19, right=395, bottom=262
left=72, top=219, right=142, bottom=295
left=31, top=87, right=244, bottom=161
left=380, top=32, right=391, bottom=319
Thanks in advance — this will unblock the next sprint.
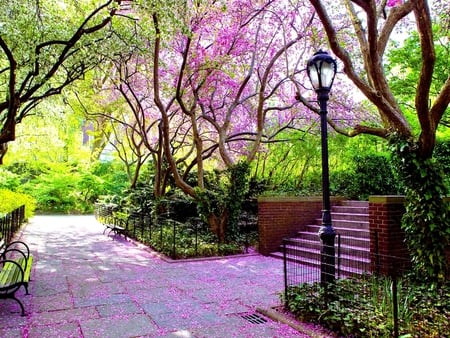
left=5, top=241, right=30, bottom=258
left=2, top=248, right=28, bottom=269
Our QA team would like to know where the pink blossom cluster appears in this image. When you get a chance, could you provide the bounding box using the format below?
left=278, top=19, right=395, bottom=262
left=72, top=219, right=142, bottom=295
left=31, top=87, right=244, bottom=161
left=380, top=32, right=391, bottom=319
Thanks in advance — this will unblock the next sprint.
left=102, top=0, right=375, bottom=169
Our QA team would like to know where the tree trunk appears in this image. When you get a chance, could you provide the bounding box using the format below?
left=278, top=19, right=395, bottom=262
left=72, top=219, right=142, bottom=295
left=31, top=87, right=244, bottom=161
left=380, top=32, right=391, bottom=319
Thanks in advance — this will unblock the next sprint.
left=207, top=211, right=228, bottom=244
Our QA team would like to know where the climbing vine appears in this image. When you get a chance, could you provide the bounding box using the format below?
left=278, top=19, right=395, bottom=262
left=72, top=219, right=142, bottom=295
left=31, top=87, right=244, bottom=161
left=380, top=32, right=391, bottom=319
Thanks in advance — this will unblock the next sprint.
left=390, top=134, right=450, bottom=282
left=225, top=161, right=251, bottom=240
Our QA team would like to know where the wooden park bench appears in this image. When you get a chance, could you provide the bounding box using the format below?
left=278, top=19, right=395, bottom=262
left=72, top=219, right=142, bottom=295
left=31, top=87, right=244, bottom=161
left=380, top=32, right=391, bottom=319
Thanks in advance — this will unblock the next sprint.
left=0, top=239, right=33, bottom=316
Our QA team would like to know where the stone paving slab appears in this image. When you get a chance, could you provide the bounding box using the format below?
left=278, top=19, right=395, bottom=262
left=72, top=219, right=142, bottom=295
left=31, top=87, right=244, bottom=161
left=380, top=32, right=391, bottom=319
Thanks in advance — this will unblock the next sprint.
left=0, top=215, right=312, bottom=337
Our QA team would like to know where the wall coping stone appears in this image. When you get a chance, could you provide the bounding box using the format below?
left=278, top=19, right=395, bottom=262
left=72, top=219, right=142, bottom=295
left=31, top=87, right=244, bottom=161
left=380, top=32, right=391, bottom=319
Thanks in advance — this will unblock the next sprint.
left=369, top=195, right=450, bottom=203
left=369, top=195, right=405, bottom=204
left=258, top=196, right=345, bottom=203
left=258, top=196, right=322, bottom=203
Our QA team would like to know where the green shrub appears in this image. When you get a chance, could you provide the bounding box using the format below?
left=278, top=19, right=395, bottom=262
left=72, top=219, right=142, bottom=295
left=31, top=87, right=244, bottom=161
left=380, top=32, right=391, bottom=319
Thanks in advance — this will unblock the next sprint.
left=0, top=160, right=130, bottom=214
left=331, top=153, right=400, bottom=200
left=284, top=275, right=450, bottom=337
left=0, top=168, right=21, bottom=190
left=0, top=189, right=36, bottom=219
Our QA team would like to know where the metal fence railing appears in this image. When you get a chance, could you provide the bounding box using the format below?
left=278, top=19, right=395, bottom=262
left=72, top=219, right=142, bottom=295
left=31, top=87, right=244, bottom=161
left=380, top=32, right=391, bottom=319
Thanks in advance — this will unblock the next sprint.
left=94, top=203, right=257, bottom=259
left=0, top=205, right=26, bottom=243
left=283, top=234, right=416, bottom=337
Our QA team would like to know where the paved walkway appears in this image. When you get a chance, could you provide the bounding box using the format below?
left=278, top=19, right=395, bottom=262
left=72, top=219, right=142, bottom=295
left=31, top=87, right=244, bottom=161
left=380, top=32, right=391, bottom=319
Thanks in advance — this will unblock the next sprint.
left=0, top=215, right=312, bottom=338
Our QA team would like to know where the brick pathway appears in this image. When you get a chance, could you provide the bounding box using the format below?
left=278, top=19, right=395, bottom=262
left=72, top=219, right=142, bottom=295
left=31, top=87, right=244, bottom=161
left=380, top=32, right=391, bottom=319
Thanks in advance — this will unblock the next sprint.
left=0, top=215, right=312, bottom=338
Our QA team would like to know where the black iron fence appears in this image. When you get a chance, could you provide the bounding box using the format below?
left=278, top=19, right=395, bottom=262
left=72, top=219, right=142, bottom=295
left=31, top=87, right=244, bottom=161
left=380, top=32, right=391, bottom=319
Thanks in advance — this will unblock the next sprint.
left=0, top=205, right=26, bottom=243
left=128, top=212, right=222, bottom=259
left=282, top=235, right=423, bottom=337
left=94, top=203, right=257, bottom=259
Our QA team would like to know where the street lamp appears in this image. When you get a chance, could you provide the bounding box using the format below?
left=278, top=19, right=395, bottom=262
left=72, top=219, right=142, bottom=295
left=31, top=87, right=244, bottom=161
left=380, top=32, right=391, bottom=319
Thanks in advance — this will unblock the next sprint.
left=306, top=50, right=337, bottom=286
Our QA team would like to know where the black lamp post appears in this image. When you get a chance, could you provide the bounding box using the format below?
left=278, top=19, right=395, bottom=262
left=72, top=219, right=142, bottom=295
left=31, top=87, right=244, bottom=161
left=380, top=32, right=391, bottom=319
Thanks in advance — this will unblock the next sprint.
left=306, top=50, right=337, bottom=286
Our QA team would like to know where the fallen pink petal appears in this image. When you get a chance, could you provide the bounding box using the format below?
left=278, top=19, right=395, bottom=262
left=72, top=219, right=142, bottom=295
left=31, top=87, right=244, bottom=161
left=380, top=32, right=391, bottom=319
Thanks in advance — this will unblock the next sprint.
left=0, top=215, right=331, bottom=337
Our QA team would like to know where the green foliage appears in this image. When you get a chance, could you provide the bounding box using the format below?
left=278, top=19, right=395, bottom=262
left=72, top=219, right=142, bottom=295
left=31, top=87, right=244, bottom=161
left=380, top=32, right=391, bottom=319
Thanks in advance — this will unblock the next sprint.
left=284, top=276, right=450, bottom=337
left=0, top=189, right=36, bottom=219
left=195, top=161, right=251, bottom=242
left=0, top=160, right=129, bottom=214
left=195, top=187, right=226, bottom=223
left=386, top=25, right=449, bottom=131
left=256, top=133, right=402, bottom=199
left=20, top=163, right=88, bottom=213
left=90, top=161, right=130, bottom=196
left=254, top=130, right=321, bottom=194
left=434, top=141, right=450, bottom=188
left=331, top=153, right=400, bottom=200
left=390, top=135, right=450, bottom=282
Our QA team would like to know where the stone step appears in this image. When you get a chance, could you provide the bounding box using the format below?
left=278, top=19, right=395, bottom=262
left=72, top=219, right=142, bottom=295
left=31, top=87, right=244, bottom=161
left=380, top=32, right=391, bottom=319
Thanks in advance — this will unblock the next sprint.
left=306, top=224, right=370, bottom=239
left=339, top=200, right=369, bottom=208
left=296, top=231, right=370, bottom=248
left=327, top=212, right=369, bottom=222
left=317, top=219, right=369, bottom=230
left=332, top=205, right=368, bottom=214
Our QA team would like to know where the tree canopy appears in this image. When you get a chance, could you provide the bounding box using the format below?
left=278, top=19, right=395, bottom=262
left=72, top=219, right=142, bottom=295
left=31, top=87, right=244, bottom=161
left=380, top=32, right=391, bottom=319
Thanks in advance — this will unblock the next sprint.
left=0, top=0, right=125, bottom=163
left=296, top=0, right=450, bottom=159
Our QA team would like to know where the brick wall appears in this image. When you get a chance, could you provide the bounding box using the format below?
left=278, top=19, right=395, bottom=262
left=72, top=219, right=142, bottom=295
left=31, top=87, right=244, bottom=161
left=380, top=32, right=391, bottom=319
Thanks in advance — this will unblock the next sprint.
left=259, top=195, right=449, bottom=278
left=257, top=197, right=324, bottom=255
left=369, top=195, right=410, bottom=275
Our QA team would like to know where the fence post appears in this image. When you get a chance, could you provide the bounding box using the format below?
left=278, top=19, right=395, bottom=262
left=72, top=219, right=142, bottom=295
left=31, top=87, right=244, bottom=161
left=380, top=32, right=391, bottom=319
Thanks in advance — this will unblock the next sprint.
left=6, top=214, right=12, bottom=242
left=392, top=274, right=399, bottom=338
left=195, top=222, right=199, bottom=257
left=283, top=240, right=288, bottom=307
left=0, top=215, right=5, bottom=240
left=172, top=220, right=176, bottom=259
left=374, top=231, right=380, bottom=274
left=20, top=205, right=25, bottom=223
left=337, top=234, right=341, bottom=279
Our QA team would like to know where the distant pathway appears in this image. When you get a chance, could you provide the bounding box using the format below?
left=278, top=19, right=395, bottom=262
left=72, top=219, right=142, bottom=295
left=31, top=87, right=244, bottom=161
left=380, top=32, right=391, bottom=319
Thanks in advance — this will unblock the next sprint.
left=0, top=215, right=314, bottom=338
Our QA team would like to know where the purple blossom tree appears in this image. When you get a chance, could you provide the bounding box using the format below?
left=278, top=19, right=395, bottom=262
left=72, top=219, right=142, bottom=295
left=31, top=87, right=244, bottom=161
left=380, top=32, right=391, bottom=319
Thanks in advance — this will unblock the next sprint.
left=143, top=0, right=365, bottom=239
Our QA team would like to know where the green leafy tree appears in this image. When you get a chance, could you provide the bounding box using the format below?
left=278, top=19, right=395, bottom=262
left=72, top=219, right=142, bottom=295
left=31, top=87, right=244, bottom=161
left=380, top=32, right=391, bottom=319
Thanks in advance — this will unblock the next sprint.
left=386, top=24, right=450, bottom=131
left=297, top=0, right=450, bottom=281
left=0, top=0, right=123, bottom=163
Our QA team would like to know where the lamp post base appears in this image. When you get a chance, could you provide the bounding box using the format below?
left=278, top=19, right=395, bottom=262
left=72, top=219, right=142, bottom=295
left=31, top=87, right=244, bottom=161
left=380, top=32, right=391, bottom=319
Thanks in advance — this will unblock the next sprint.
left=319, top=222, right=336, bottom=287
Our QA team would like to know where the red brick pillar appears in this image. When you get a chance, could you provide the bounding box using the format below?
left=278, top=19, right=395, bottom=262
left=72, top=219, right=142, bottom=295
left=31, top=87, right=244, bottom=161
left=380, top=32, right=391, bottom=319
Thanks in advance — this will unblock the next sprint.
left=257, top=197, right=324, bottom=255
left=369, top=196, right=410, bottom=275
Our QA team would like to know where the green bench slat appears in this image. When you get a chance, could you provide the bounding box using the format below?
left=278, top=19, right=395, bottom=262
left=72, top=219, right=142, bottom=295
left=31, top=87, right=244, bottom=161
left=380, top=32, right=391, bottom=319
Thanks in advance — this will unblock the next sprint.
left=0, top=240, right=33, bottom=316
left=0, top=260, right=23, bottom=288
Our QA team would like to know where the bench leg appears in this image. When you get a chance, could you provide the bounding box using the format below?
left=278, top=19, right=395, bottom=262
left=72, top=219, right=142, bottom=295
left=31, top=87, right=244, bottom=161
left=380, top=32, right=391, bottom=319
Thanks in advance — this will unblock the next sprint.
left=23, top=282, right=30, bottom=295
left=6, top=295, right=26, bottom=316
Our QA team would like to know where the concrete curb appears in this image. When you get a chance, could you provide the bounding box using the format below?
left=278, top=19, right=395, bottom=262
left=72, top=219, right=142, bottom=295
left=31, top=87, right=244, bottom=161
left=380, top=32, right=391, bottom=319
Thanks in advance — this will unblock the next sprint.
left=256, top=307, right=335, bottom=338
left=124, top=235, right=260, bottom=263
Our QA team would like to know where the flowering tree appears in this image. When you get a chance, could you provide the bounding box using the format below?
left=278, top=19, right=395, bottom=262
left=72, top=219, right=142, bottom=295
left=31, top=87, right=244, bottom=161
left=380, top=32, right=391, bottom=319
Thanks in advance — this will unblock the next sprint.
left=297, top=0, right=450, bottom=280
left=147, top=0, right=341, bottom=240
